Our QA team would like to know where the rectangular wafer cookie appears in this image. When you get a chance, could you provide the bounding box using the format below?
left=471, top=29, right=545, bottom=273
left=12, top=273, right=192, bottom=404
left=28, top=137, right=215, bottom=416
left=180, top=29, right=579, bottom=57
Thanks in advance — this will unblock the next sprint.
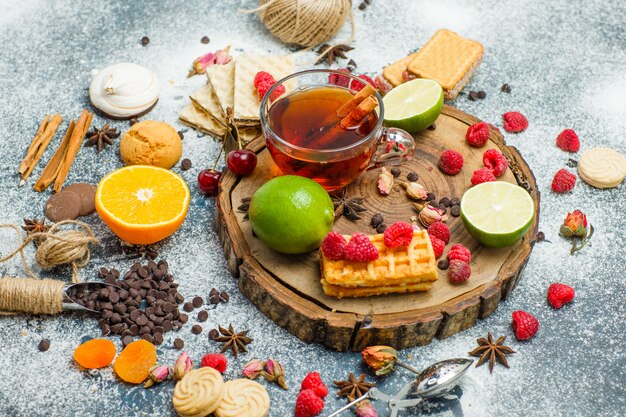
left=179, top=103, right=226, bottom=137
left=190, top=83, right=227, bottom=125
left=206, top=61, right=235, bottom=116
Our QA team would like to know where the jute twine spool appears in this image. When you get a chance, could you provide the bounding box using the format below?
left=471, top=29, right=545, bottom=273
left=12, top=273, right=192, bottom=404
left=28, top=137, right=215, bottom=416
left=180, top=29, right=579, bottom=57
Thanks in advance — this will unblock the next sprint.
left=242, top=0, right=353, bottom=48
left=0, top=220, right=99, bottom=314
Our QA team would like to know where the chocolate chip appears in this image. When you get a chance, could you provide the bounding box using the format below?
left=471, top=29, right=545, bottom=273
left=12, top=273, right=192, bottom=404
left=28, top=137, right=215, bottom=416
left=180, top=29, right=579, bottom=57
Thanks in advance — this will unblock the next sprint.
left=501, top=83, right=511, bottom=93
left=162, top=321, right=173, bottom=332
left=183, top=302, right=194, bottom=312
left=208, top=329, right=219, bottom=340
left=108, top=292, right=120, bottom=304
left=219, top=292, right=229, bottom=303
left=181, top=158, right=192, bottom=171
left=209, top=294, right=220, bottom=305
left=191, top=325, right=202, bottom=335
left=192, top=296, right=204, bottom=308
left=197, top=310, right=208, bottom=322
left=534, top=231, right=546, bottom=242
left=158, top=260, right=169, bottom=271
left=153, top=333, right=164, bottom=345
left=468, top=91, right=479, bottom=101
left=390, top=167, right=401, bottom=177
left=477, top=90, right=486, bottom=99
left=141, top=36, right=150, bottom=46
left=122, top=335, right=134, bottom=347
left=428, top=123, right=436, bottom=130
left=179, top=313, right=189, bottom=323
left=438, top=260, right=450, bottom=270
left=99, top=267, right=109, bottom=278
left=358, top=2, right=366, bottom=10
left=138, top=267, right=149, bottom=278
left=450, top=205, right=461, bottom=217
left=141, top=334, right=154, bottom=343
left=38, top=339, right=50, bottom=352
left=407, top=172, right=419, bottom=182
left=173, top=338, right=185, bottom=349
left=376, top=223, right=387, bottom=233
left=450, top=197, right=461, bottom=206
left=201, top=36, right=210, bottom=44
left=439, top=197, right=451, bottom=207
left=371, top=213, right=384, bottom=228
left=135, top=314, right=149, bottom=326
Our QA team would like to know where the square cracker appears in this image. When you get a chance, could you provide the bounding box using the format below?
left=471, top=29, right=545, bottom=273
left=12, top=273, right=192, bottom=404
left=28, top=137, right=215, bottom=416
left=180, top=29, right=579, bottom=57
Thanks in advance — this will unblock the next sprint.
left=406, top=29, right=484, bottom=99
left=383, top=52, right=420, bottom=86
left=179, top=102, right=227, bottom=137
left=206, top=61, right=235, bottom=116
left=190, top=83, right=227, bottom=126
left=233, top=55, right=296, bottom=124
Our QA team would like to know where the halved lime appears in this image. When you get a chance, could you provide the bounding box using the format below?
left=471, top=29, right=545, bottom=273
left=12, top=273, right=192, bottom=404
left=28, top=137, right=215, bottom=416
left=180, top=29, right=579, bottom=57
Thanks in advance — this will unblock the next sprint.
left=460, top=181, right=535, bottom=247
left=382, top=78, right=444, bottom=133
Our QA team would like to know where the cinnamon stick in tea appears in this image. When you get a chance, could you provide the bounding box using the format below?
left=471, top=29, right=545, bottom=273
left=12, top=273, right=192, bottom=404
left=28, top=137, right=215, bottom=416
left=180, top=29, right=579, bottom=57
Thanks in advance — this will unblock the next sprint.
left=34, top=120, right=75, bottom=192
left=336, top=84, right=376, bottom=117
left=19, top=114, right=63, bottom=186
left=53, top=110, right=93, bottom=193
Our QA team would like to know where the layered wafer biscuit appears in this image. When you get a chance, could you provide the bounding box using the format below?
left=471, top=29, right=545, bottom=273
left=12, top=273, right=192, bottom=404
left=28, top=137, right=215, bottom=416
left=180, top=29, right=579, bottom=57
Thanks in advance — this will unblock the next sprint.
left=179, top=103, right=227, bottom=137
left=383, top=52, right=420, bottom=87
left=233, top=55, right=296, bottom=124
left=320, top=230, right=437, bottom=295
left=321, top=279, right=433, bottom=299
left=190, top=83, right=227, bottom=125
left=406, top=29, right=484, bottom=100
left=238, top=126, right=262, bottom=144
left=206, top=61, right=235, bottom=116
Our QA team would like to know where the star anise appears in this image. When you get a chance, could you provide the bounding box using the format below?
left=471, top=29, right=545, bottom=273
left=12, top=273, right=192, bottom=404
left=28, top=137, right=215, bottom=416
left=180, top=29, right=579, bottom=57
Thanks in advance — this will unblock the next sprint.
left=238, top=197, right=251, bottom=220
left=332, top=191, right=367, bottom=221
left=468, top=332, right=515, bottom=374
left=316, top=44, right=354, bottom=66
left=85, top=123, right=120, bottom=153
left=334, top=373, right=376, bottom=399
left=210, top=324, right=253, bottom=357
left=21, top=218, right=51, bottom=245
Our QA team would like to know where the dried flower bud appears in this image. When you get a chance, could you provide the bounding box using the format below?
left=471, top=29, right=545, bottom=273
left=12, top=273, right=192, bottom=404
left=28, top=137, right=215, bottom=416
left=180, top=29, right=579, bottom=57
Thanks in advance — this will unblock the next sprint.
left=361, top=345, right=398, bottom=376
left=188, top=46, right=232, bottom=77
left=378, top=167, right=394, bottom=196
left=418, top=204, right=448, bottom=227
left=355, top=399, right=379, bottom=417
left=173, top=352, right=193, bottom=381
left=242, top=359, right=266, bottom=380
left=214, top=48, right=232, bottom=65
left=144, top=365, right=170, bottom=388
left=402, top=182, right=428, bottom=200
left=559, top=210, right=588, bottom=238
left=262, top=358, right=288, bottom=390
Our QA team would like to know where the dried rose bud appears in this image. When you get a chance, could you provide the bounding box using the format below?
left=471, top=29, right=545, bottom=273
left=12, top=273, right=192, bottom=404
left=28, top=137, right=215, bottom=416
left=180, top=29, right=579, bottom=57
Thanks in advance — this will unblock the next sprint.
left=262, top=358, right=288, bottom=390
left=419, top=204, right=448, bottom=227
left=188, top=46, right=232, bottom=77
left=361, top=345, right=398, bottom=376
left=402, top=182, right=428, bottom=200
left=173, top=352, right=193, bottom=381
left=144, top=365, right=170, bottom=388
left=214, top=48, right=232, bottom=65
left=378, top=167, right=394, bottom=196
left=355, top=399, right=378, bottom=417
left=242, top=359, right=265, bottom=380
left=559, top=209, right=588, bottom=238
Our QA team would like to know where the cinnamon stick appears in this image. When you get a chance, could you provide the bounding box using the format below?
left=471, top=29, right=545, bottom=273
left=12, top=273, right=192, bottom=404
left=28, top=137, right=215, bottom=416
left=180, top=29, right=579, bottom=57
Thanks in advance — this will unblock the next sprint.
left=18, top=115, right=50, bottom=175
left=34, top=119, right=75, bottom=192
left=52, top=110, right=93, bottom=193
left=336, top=84, right=376, bottom=117
left=18, top=114, right=63, bottom=186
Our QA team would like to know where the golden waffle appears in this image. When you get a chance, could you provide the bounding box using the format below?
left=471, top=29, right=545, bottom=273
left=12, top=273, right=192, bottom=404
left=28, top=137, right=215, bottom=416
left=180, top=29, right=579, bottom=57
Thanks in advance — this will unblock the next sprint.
left=383, top=52, right=420, bottom=86
left=321, top=279, right=433, bottom=299
left=206, top=61, right=235, bottom=116
left=179, top=103, right=227, bottom=137
left=190, top=83, right=227, bottom=125
left=406, top=29, right=484, bottom=100
left=320, top=230, right=437, bottom=289
left=233, top=55, right=296, bottom=124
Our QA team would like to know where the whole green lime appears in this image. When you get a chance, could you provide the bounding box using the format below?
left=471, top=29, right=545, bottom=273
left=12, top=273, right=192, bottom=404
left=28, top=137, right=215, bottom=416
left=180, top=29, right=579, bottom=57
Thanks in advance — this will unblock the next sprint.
left=248, top=176, right=334, bottom=254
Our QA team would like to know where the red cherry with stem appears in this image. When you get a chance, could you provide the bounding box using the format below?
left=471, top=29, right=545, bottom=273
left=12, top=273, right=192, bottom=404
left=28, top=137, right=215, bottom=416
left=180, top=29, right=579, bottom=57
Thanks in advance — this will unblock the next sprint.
left=197, top=169, right=222, bottom=195
left=226, top=149, right=257, bottom=176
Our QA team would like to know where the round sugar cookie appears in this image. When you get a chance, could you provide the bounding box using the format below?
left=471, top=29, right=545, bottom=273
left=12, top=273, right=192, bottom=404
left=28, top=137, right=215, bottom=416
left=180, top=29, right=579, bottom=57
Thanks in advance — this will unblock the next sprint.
left=173, top=367, right=224, bottom=417
left=578, top=147, right=626, bottom=188
left=214, top=379, right=270, bottom=417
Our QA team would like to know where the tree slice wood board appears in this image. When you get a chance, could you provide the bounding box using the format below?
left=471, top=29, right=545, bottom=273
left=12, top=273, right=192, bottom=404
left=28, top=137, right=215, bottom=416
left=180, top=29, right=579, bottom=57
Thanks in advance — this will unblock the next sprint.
left=216, top=105, right=540, bottom=352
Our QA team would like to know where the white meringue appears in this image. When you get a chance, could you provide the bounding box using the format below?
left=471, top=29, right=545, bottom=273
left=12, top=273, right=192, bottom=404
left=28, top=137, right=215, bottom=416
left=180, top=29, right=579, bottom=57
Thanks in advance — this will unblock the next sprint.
left=89, top=63, right=160, bottom=119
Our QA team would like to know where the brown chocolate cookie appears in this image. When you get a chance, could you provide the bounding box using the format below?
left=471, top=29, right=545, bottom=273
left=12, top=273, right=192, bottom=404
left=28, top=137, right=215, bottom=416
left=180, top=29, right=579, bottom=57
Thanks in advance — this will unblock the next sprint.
left=63, top=183, right=97, bottom=216
left=45, top=190, right=81, bottom=222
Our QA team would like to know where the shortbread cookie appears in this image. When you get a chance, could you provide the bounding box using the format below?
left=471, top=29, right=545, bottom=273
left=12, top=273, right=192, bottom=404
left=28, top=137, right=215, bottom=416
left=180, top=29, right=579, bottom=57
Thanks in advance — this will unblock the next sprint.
left=89, top=63, right=160, bottom=119
left=214, top=379, right=270, bottom=417
left=173, top=367, right=225, bottom=417
left=578, top=147, right=626, bottom=188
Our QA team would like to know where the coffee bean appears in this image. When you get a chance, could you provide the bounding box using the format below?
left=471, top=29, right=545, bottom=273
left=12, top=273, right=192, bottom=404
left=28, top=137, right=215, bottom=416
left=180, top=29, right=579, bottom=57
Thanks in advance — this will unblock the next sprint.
left=192, top=296, right=204, bottom=308
left=407, top=172, right=419, bottom=182
left=208, top=329, right=219, bottom=340
left=181, top=158, right=192, bottom=171
left=439, top=197, right=451, bottom=207
left=183, top=302, right=194, bottom=312
left=191, top=325, right=202, bottom=335
left=390, top=167, right=401, bottom=177
left=376, top=223, right=387, bottom=233
left=197, top=310, right=208, bottom=322
left=201, top=36, right=210, bottom=44
left=122, top=336, right=134, bottom=347
left=173, top=338, right=184, bottom=349
left=38, top=339, right=50, bottom=352
left=450, top=205, right=461, bottom=217
left=141, top=36, right=150, bottom=46
left=450, top=197, right=461, bottom=206
left=438, top=259, right=450, bottom=270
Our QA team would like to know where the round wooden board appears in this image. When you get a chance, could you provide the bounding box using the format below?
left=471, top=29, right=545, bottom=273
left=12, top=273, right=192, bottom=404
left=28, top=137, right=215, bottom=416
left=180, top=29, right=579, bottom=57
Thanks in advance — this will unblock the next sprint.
left=216, top=105, right=540, bottom=352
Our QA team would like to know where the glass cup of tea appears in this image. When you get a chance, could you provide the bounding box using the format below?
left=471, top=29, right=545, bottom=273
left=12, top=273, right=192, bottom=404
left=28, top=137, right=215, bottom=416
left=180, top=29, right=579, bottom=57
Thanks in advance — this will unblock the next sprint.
left=260, top=69, right=415, bottom=191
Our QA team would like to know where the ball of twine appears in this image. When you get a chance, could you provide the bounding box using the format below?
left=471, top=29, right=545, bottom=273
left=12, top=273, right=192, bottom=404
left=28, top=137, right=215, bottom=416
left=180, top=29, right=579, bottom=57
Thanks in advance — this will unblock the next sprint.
left=245, top=0, right=353, bottom=47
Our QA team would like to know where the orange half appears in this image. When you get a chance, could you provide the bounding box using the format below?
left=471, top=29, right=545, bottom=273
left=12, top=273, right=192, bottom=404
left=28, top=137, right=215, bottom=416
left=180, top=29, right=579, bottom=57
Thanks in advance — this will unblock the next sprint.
left=95, top=165, right=190, bottom=245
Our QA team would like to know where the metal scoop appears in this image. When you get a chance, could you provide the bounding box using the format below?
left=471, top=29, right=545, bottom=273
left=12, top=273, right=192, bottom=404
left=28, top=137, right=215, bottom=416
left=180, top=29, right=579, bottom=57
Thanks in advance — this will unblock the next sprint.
left=328, top=358, right=473, bottom=417
left=63, top=281, right=122, bottom=313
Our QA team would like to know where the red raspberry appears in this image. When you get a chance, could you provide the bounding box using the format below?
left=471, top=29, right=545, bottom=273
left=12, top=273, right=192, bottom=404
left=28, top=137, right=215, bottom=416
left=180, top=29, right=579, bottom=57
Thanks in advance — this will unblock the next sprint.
left=547, top=283, right=575, bottom=309
left=448, top=260, right=471, bottom=284
left=551, top=169, right=576, bottom=193
left=430, top=236, right=445, bottom=258
left=482, top=149, right=508, bottom=177
left=256, top=79, right=274, bottom=100
left=556, top=129, right=580, bottom=152
left=447, top=243, right=471, bottom=263
left=502, top=111, right=528, bottom=133
left=383, top=222, right=414, bottom=248
left=321, top=232, right=347, bottom=260
left=471, top=167, right=497, bottom=186
left=511, top=310, right=539, bottom=340
left=254, top=71, right=274, bottom=88
left=328, top=68, right=351, bottom=88
left=295, top=389, right=324, bottom=417
left=344, top=233, right=379, bottom=262
left=350, top=74, right=375, bottom=91
left=270, top=84, right=286, bottom=101
left=200, top=353, right=227, bottom=373
left=427, top=222, right=450, bottom=244
left=438, top=149, right=464, bottom=175
left=300, top=372, right=328, bottom=398
left=465, top=122, right=490, bottom=147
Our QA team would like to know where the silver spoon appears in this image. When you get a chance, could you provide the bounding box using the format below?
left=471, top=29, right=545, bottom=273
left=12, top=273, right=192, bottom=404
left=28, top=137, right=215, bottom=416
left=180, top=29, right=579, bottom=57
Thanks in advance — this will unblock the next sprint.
left=328, top=358, right=473, bottom=417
